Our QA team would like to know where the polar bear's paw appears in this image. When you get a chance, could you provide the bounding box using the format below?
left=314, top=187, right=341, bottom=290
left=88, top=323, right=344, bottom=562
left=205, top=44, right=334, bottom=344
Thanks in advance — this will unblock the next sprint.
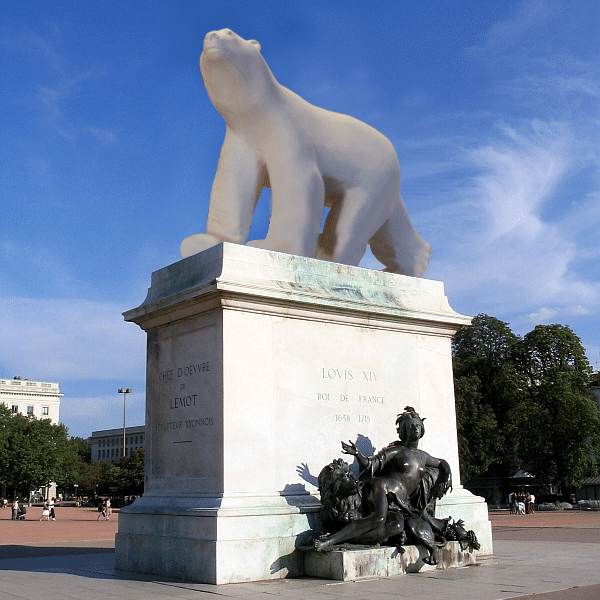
left=180, top=233, right=224, bottom=258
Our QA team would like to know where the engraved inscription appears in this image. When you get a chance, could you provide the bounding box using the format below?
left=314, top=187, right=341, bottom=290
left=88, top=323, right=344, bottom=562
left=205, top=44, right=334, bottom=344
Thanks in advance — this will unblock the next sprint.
left=320, top=366, right=384, bottom=423
left=155, top=420, right=183, bottom=432
left=158, top=370, right=174, bottom=381
left=358, top=395, right=385, bottom=404
left=177, top=362, right=210, bottom=377
left=322, top=368, right=354, bottom=380
left=186, top=417, right=214, bottom=427
left=335, top=414, right=351, bottom=422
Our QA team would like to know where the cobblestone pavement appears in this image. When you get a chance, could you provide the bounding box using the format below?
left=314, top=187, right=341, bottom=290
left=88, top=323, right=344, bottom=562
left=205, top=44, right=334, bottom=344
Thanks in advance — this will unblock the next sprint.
left=1, top=506, right=599, bottom=599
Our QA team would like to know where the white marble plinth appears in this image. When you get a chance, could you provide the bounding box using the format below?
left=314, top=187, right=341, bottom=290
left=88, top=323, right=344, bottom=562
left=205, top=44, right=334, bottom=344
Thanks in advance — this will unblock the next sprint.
left=303, top=542, right=477, bottom=580
left=115, top=243, right=492, bottom=584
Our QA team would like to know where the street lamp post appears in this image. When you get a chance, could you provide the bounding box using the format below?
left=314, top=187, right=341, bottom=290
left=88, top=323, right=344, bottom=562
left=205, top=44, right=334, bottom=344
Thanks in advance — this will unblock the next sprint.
left=118, top=388, right=132, bottom=460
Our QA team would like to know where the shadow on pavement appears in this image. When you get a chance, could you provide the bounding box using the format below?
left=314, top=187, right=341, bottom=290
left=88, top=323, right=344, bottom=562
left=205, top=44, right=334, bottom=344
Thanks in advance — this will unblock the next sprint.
left=0, top=545, right=114, bottom=560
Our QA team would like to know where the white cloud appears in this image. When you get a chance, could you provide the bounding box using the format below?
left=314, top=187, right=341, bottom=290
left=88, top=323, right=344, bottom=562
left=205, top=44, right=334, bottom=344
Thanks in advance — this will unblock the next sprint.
left=523, top=307, right=559, bottom=323
left=60, top=392, right=146, bottom=438
left=0, top=296, right=145, bottom=382
left=424, top=116, right=599, bottom=314
left=469, top=120, right=570, bottom=242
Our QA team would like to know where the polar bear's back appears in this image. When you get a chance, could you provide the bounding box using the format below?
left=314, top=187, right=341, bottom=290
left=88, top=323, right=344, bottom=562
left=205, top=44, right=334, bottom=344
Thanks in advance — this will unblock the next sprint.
left=280, top=87, right=401, bottom=193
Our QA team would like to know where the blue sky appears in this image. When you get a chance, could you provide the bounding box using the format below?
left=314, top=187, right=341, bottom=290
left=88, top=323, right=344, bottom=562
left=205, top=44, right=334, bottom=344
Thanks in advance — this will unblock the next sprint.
left=2, top=0, right=599, bottom=439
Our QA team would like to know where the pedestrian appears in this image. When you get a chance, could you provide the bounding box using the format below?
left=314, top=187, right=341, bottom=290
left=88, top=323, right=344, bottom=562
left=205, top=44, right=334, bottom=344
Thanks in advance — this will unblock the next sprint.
left=105, top=497, right=111, bottom=520
left=49, top=497, right=56, bottom=521
left=97, top=499, right=106, bottom=520
left=530, top=492, right=535, bottom=513
left=12, top=498, right=20, bottom=520
left=40, top=500, right=50, bottom=521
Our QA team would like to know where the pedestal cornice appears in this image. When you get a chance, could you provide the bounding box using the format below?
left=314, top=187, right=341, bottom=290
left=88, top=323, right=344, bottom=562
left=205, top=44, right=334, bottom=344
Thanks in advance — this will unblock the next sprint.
left=124, top=243, right=470, bottom=334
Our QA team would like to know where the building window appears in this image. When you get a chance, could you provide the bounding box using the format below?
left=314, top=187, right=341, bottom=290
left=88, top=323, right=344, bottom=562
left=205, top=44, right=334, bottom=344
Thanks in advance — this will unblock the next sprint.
left=97, top=451, right=101, bottom=460
left=102, top=450, right=105, bottom=459
left=140, top=436, right=144, bottom=444
left=11, top=381, right=21, bottom=386
left=135, top=436, right=138, bottom=444
left=11, top=405, right=18, bottom=413
left=41, top=383, right=51, bottom=388
left=42, top=406, right=49, bottom=415
left=27, top=406, right=34, bottom=415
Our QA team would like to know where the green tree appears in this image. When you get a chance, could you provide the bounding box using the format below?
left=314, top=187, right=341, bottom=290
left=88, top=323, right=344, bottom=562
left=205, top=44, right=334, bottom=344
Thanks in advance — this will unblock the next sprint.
left=122, top=448, right=145, bottom=496
left=452, top=314, right=527, bottom=487
left=98, top=461, right=124, bottom=496
left=0, top=405, right=14, bottom=492
left=70, top=437, right=92, bottom=463
left=0, top=410, right=79, bottom=500
left=515, top=324, right=600, bottom=494
left=78, top=461, right=103, bottom=497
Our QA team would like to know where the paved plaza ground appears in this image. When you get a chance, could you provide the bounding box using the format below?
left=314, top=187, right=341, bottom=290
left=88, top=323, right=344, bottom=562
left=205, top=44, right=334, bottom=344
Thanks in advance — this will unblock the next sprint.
left=1, top=505, right=600, bottom=599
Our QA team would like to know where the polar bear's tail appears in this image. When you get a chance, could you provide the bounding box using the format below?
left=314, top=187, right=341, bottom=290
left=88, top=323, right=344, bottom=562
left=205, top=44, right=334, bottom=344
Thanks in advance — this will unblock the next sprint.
left=368, top=195, right=431, bottom=278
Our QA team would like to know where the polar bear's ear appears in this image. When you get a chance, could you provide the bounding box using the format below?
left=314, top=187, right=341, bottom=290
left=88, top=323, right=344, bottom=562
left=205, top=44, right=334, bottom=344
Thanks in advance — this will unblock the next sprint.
left=248, top=39, right=261, bottom=52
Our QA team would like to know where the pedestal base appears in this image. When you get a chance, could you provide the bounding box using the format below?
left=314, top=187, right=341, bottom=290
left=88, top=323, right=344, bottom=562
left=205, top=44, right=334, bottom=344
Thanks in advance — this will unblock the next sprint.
left=115, top=498, right=318, bottom=583
left=303, top=542, right=477, bottom=580
left=116, top=244, right=492, bottom=584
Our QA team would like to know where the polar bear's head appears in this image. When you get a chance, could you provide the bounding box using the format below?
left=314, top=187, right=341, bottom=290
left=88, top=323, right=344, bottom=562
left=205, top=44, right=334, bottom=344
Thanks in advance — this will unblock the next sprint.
left=200, top=29, right=275, bottom=119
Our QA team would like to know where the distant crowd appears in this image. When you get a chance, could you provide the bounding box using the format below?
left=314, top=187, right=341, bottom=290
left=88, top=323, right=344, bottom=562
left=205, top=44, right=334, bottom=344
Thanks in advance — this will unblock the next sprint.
left=508, top=491, right=535, bottom=514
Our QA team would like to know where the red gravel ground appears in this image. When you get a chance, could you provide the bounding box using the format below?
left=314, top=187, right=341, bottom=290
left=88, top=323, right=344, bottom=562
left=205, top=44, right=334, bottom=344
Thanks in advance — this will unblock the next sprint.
left=2, top=504, right=599, bottom=547
left=490, top=509, right=600, bottom=543
left=0, top=504, right=118, bottom=547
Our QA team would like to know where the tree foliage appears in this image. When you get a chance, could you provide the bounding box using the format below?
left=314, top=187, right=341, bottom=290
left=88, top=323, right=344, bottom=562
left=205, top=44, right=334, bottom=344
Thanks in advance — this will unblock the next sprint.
left=122, top=449, right=145, bottom=496
left=514, top=324, right=600, bottom=489
left=453, top=316, right=600, bottom=496
left=0, top=408, right=80, bottom=498
left=452, top=314, right=526, bottom=481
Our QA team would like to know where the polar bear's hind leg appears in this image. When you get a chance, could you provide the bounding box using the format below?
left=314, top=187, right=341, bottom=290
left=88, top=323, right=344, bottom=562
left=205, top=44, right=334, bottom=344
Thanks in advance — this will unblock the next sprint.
left=369, top=197, right=431, bottom=277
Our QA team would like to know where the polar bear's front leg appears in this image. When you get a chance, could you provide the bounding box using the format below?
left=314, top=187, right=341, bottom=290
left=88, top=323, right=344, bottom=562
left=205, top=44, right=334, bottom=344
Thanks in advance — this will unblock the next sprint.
left=181, top=130, right=265, bottom=258
left=247, top=166, right=325, bottom=257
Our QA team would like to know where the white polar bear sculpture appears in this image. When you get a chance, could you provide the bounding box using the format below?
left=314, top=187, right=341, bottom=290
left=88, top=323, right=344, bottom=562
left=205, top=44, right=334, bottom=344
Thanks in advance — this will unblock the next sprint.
left=180, top=29, right=431, bottom=277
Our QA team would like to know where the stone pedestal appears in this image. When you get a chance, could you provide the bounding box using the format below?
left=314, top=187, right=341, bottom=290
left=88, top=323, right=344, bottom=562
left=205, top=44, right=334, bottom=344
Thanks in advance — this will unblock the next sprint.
left=303, top=542, right=477, bottom=580
left=115, top=243, right=492, bottom=584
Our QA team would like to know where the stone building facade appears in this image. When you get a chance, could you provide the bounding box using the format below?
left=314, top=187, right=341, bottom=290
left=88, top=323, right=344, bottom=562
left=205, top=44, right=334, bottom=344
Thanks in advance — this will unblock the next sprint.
left=0, top=376, right=62, bottom=423
left=91, top=425, right=145, bottom=462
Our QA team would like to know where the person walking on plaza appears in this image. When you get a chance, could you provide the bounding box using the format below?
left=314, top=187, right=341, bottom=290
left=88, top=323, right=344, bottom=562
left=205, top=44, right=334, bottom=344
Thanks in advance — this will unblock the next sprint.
left=1, top=497, right=6, bottom=509
left=11, top=498, right=19, bottom=520
left=97, top=498, right=110, bottom=521
left=49, top=497, right=56, bottom=521
left=40, top=500, right=50, bottom=521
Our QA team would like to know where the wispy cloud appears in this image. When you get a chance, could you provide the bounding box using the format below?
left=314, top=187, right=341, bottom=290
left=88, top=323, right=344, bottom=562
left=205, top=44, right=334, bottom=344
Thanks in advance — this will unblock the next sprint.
left=466, top=0, right=554, bottom=57
left=0, top=296, right=145, bottom=382
left=3, top=26, right=114, bottom=143
left=434, top=116, right=599, bottom=308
